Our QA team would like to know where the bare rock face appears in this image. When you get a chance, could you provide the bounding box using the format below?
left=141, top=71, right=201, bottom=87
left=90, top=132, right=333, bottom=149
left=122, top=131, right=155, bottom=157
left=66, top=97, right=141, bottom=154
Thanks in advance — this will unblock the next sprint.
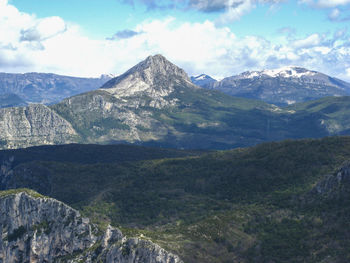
left=309, top=161, right=350, bottom=200
left=100, top=54, right=196, bottom=109
left=0, top=190, right=183, bottom=263
left=0, top=104, right=78, bottom=149
left=0, top=190, right=97, bottom=262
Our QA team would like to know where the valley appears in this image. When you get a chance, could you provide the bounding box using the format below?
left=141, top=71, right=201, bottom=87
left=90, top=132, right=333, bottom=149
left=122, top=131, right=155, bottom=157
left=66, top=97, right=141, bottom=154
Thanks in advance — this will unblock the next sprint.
left=1, top=137, right=350, bottom=262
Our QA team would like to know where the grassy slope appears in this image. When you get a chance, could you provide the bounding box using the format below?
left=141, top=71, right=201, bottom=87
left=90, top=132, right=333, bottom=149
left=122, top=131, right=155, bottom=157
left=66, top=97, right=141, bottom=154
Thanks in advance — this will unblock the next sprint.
left=3, top=137, right=350, bottom=262
left=287, top=96, right=350, bottom=134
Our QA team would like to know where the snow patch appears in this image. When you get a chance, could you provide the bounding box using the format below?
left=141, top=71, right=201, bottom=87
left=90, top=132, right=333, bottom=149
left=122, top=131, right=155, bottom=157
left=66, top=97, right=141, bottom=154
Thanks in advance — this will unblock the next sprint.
left=239, top=66, right=317, bottom=79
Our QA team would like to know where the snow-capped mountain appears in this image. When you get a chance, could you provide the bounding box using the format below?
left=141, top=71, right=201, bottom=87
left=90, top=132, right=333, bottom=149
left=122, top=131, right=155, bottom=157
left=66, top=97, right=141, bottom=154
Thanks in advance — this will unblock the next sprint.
left=201, top=67, right=350, bottom=105
left=191, top=74, right=217, bottom=87
left=234, top=67, right=318, bottom=79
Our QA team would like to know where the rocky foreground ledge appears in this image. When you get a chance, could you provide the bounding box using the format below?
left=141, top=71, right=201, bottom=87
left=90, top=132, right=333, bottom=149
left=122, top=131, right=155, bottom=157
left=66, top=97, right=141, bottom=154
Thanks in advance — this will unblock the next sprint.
left=0, top=189, right=182, bottom=263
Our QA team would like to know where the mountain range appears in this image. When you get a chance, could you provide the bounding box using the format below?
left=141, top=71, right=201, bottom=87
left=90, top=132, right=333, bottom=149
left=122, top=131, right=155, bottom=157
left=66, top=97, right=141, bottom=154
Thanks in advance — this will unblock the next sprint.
left=0, top=72, right=112, bottom=107
left=2, top=54, right=350, bottom=262
left=194, top=67, right=350, bottom=105
left=1, top=55, right=350, bottom=150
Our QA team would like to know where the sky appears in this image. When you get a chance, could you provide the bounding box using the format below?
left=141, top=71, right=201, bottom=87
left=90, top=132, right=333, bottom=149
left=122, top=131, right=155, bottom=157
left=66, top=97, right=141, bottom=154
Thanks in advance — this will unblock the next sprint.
left=1, top=0, right=350, bottom=81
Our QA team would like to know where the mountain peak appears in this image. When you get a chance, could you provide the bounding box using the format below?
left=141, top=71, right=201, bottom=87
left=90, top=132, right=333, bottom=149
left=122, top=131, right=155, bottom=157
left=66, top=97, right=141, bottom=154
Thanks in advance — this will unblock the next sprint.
left=191, top=74, right=217, bottom=87
left=100, top=55, right=196, bottom=108
left=130, top=54, right=190, bottom=81
left=144, top=54, right=168, bottom=64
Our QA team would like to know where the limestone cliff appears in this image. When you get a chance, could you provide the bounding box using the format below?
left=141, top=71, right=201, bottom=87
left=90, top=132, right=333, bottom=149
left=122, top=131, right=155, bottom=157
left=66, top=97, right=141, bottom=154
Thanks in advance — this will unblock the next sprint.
left=0, top=190, right=182, bottom=263
left=0, top=104, right=78, bottom=149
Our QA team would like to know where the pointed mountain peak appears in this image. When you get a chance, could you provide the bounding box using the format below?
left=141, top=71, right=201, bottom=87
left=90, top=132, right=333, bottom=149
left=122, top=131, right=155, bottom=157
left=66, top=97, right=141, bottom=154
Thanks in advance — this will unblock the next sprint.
left=129, top=54, right=190, bottom=81
left=144, top=54, right=168, bottom=64
left=100, top=55, right=196, bottom=108
left=102, top=54, right=191, bottom=91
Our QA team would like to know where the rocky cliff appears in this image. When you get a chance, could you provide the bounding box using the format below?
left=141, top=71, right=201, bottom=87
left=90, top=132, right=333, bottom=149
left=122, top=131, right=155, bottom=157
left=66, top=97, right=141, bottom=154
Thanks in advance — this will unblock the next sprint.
left=0, top=189, right=182, bottom=263
left=0, top=104, right=78, bottom=149
left=308, top=161, right=350, bottom=200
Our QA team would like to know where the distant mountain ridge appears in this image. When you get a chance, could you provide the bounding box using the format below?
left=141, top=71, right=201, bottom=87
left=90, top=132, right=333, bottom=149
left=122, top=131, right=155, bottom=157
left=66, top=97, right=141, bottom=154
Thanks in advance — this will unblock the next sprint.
left=0, top=72, right=111, bottom=107
left=1, top=55, right=350, bottom=150
left=197, top=66, right=350, bottom=105
left=191, top=74, right=217, bottom=87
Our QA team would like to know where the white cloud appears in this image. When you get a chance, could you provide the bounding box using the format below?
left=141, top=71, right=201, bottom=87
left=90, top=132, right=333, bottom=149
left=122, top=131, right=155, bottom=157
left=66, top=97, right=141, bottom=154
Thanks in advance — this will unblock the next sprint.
left=299, top=0, right=350, bottom=7
left=317, top=0, right=350, bottom=8
left=216, top=0, right=255, bottom=24
left=299, top=0, right=350, bottom=21
left=346, top=68, right=350, bottom=77
left=1, top=0, right=350, bottom=82
left=328, top=8, right=341, bottom=20
left=292, top=34, right=321, bottom=49
left=121, top=0, right=287, bottom=23
left=20, top=17, right=67, bottom=42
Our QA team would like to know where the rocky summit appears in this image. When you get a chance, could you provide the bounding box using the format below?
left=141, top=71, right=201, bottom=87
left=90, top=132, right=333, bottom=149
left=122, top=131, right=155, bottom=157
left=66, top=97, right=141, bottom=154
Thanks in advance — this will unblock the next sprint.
left=201, top=66, right=350, bottom=105
left=100, top=54, right=197, bottom=109
left=0, top=189, right=182, bottom=263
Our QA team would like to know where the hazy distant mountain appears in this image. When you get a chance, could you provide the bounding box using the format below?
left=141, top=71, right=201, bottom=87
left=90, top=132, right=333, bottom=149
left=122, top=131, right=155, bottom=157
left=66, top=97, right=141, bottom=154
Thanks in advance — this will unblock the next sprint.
left=1, top=55, right=350, bottom=150
left=0, top=93, right=27, bottom=108
left=202, top=67, right=350, bottom=105
left=0, top=72, right=112, bottom=107
left=191, top=74, right=217, bottom=86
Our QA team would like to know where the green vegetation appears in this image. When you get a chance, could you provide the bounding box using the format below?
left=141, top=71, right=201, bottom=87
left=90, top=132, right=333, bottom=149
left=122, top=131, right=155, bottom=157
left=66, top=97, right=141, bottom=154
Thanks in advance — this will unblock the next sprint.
left=0, top=93, right=26, bottom=108
left=7, top=226, right=27, bottom=242
left=0, top=188, right=45, bottom=199
left=2, top=137, right=350, bottom=262
left=0, top=143, right=201, bottom=166
left=49, top=80, right=349, bottom=150
left=32, top=221, right=51, bottom=235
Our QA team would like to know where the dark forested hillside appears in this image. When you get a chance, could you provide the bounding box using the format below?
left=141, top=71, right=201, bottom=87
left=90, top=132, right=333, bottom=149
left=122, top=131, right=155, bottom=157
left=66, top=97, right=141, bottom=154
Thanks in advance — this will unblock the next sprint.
left=1, top=137, right=350, bottom=262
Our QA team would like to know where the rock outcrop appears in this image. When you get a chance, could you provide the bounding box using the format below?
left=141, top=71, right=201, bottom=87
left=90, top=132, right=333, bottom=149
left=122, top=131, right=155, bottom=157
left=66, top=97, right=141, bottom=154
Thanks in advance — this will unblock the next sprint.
left=0, top=190, right=182, bottom=263
left=0, top=104, right=78, bottom=149
left=309, top=161, right=350, bottom=200
left=100, top=54, right=196, bottom=109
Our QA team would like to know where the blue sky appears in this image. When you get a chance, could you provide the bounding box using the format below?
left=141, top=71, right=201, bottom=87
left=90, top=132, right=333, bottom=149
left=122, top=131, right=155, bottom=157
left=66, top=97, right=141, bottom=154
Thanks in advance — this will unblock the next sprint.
left=1, top=0, right=350, bottom=80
